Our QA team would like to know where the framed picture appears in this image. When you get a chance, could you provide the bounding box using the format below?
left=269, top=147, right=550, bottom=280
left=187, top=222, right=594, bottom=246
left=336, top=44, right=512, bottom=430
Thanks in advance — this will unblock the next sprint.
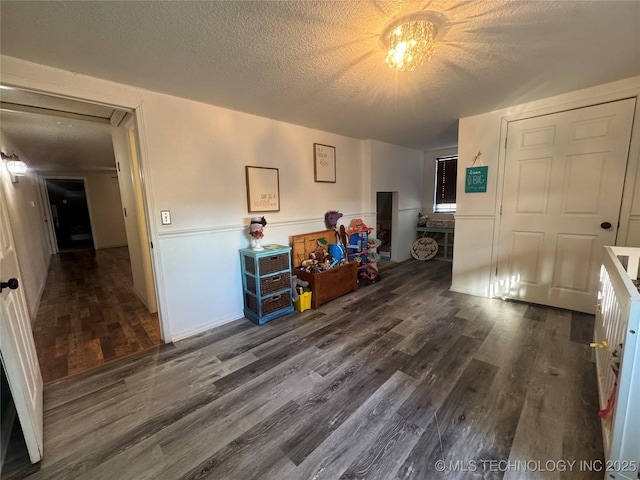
left=314, top=143, right=336, bottom=183
left=245, top=166, right=280, bottom=212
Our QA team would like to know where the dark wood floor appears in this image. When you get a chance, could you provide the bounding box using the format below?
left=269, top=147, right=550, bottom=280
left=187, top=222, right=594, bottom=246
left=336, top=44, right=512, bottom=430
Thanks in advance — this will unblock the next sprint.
left=32, top=247, right=162, bottom=384
left=3, top=259, right=603, bottom=479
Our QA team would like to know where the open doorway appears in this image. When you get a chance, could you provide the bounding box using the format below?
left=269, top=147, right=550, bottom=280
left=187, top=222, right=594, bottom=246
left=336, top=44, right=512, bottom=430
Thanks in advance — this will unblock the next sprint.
left=0, top=88, right=162, bottom=380
left=44, top=178, right=94, bottom=251
left=376, top=192, right=395, bottom=261
left=1, top=86, right=164, bottom=474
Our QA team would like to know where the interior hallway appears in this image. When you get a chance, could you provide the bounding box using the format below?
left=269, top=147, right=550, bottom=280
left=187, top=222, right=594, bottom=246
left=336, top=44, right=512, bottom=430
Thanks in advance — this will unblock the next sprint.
left=32, top=247, right=162, bottom=384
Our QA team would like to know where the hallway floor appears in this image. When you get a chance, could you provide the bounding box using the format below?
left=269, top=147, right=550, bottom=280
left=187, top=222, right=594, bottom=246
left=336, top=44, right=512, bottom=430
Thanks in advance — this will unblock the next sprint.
left=32, top=247, right=162, bottom=384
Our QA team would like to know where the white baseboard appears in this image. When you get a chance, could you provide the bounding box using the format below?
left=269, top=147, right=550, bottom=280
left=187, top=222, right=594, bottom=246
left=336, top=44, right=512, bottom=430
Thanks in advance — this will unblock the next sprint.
left=30, top=254, right=52, bottom=326
left=95, top=243, right=128, bottom=250
left=169, top=312, right=244, bottom=342
left=449, top=285, right=487, bottom=298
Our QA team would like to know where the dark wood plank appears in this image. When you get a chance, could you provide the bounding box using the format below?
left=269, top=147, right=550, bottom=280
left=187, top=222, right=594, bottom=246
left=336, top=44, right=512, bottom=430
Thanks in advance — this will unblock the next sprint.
left=177, top=400, right=302, bottom=480
left=398, top=334, right=484, bottom=428
left=507, top=313, right=603, bottom=480
left=339, top=413, right=423, bottom=479
left=570, top=311, right=596, bottom=345
left=523, top=304, right=548, bottom=322
left=280, top=333, right=411, bottom=465
left=290, top=371, right=417, bottom=480
left=31, top=247, right=163, bottom=384
left=397, top=359, right=499, bottom=480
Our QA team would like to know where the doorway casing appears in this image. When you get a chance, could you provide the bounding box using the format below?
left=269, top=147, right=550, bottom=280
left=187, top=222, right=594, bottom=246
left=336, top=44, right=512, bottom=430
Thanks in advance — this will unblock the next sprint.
left=0, top=80, right=167, bottom=339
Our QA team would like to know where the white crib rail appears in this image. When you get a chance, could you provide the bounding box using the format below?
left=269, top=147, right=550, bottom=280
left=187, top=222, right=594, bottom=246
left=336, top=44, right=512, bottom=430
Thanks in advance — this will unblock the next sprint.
left=595, top=246, right=640, bottom=480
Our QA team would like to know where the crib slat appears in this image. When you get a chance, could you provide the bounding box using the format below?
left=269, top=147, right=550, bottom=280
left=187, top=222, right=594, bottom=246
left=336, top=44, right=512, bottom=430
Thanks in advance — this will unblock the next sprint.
left=596, top=247, right=640, bottom=479
left=626, top=254, right=639, bottom=281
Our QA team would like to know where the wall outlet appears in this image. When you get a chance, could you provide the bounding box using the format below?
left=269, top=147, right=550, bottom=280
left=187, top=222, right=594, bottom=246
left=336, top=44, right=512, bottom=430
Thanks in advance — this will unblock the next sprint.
left=161, top=210, right=171, bottom=225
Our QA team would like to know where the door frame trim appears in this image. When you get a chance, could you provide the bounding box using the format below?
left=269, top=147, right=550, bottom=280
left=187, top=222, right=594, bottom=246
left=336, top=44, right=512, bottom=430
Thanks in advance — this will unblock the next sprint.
left=491, top=90, right=640, bottom=293
left=0, top=77, right=168, bottom=342
left=37, top=177, right=58, bottom=255
left=124, top=104, right=168, bottom=340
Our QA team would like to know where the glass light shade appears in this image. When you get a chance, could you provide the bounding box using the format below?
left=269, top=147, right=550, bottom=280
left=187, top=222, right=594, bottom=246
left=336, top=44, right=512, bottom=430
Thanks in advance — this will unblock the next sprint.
left=380, top=11, right=449, bottom=73
left=385, top=20, right=435, bottom=72
left=6, top=160, right=27, bottom=176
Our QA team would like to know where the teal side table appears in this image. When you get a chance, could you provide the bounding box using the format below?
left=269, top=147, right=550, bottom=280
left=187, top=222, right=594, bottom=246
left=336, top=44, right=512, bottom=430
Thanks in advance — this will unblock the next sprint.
left=239, top=245, right=294, bottom=325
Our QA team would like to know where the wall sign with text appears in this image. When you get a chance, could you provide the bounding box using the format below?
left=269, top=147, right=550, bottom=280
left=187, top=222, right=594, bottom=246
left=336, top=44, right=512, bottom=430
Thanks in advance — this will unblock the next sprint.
left=465, top=165, right=488, bottom=193
left=245, top=166, right=280, bottom=212
left=314, top=143, right=336, bottom=183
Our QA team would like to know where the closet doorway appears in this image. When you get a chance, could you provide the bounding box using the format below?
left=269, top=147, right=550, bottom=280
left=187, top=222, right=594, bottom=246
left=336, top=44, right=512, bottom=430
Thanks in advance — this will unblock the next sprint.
left=44, top=178, right=94, bottom=252
left=376, top=192, right=396, bottom=261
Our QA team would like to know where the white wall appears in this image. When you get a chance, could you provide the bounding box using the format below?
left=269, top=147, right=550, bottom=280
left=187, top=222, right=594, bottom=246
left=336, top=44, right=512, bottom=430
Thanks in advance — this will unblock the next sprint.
left=85, top=173, right=127, bottom=249
left=368, top=140, right=424, bottom=262
left=628, top=179, right=640, bottom=246
left=423, top=147, right=458, bottom=220
left=1, top=55, right=426, bottom=341
left=452, top=75, right=640, bottom=297
left=0, top=134, right=50, bottom=321
left=142, top=92, right=370, bottom=339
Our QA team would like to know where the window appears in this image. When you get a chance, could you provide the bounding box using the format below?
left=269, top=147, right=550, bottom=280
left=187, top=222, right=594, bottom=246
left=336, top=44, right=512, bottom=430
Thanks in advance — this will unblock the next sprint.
left=434, top=155, right=458, bottom=213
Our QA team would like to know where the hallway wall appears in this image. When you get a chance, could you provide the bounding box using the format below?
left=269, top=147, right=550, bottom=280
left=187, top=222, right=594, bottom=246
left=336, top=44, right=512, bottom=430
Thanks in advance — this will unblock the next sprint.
left=44, top=172, right=127, bottom=250
left=368, top=140, right=424, bottom=262
left=85, top=173, right=127, bottom=249
left=0, top=133, right=50, bottom=320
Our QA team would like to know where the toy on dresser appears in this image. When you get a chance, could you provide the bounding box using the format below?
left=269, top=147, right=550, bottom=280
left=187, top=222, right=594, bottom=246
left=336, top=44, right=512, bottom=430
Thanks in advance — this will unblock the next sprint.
left=291, top=229, right=358, bottom=309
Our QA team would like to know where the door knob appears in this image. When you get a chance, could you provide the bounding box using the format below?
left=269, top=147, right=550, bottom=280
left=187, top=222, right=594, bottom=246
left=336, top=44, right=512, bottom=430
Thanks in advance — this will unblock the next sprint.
left=600, top=222, right=612, bottom=230
left=0, top=278, right=19, bottom=292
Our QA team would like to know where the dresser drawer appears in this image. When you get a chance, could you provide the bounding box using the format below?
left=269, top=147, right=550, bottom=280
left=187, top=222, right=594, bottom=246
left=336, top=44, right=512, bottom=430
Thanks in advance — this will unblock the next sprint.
left=260, top=253, right=290, bottom=275
left=245, top=291, right=292, bottom=317
left=246, top=272, right=291, bottom=296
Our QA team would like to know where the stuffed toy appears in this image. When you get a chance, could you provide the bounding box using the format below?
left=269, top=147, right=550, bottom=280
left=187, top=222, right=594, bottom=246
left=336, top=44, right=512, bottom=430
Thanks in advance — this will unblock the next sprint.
left=324, top=210, right=343, bottom=230
left=291, top=275, right=309, bottom=302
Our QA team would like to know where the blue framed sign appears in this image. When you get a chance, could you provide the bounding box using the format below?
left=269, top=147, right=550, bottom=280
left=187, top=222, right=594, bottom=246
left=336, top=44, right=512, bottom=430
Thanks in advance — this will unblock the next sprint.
left=465, top=166, right=488, bottom=193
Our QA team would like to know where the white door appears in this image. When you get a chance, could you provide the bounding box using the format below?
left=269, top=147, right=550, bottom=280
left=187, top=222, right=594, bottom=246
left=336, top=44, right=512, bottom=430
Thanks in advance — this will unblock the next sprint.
left=0, top=187, right=43, bottom=463
left=111, top=123, right=157, bottom=313
left=127, top=121, right=158, bottom=313
left=498, top=98, right=636, bottom=313
left=38, top=177, right=58, bottom=255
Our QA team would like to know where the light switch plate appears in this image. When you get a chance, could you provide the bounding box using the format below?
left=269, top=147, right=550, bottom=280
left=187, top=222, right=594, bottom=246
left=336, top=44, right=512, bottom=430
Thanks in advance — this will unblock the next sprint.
left=161, top=210, right=171, bottom=225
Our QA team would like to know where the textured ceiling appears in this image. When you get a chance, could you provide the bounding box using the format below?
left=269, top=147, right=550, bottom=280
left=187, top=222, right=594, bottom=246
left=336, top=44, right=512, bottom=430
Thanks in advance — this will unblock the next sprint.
left=1, top=0, right=640, bottom=172
left=0, top=89, right=122, bottom=173
left=0, top=106, right=118, bottom=173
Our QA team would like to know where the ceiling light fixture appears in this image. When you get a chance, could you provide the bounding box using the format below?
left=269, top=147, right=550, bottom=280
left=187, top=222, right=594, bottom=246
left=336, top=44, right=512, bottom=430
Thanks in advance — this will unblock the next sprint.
left=2, top=152, right=28, bottom=182
left=380, top=11, right=449, bottom=72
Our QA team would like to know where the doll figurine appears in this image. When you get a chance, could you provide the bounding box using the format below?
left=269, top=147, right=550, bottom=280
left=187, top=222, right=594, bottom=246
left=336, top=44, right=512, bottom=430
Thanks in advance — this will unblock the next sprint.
left=249, top=216, right=267, bottom=251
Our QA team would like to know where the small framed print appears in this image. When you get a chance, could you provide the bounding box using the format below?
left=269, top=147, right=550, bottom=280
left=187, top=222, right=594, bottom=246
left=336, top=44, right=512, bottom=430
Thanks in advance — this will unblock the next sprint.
left=245, top=166, right=280, bottom=212
left=314, top=143, right=336, bottom=183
